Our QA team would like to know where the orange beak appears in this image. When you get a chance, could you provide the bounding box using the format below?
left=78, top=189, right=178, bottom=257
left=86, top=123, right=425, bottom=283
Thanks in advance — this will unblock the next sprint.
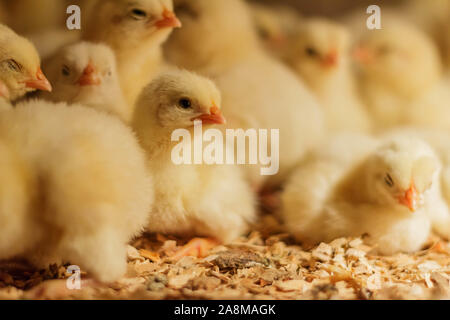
left=0, top=81, right=9, bottom=100
left=322, top=50, right=338, bottom=68
left=397, top=182, right=418, bottom=212
left=25, top=67, right=52, bottom=92
left=193, top=105, right=226, bottom=125
left=353, top=46, right=373, bottom=64
left=78, top=62, right=101, bottom=86
left=155, top=8, right=182, bottom=29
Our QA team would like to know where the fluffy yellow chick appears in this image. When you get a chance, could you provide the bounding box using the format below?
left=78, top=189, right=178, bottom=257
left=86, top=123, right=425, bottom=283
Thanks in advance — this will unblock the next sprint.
left=0, top=24, right=52, bottom=101
left=0, top=100, right=153, bottom=283
left=381, top=127, right=450, bottom=239
left=249, top=2, right=301, bottom=59
left=282, top=134, right=445, bottom=255
left=166, top=0, right=325, bottom=189
left=41, top=42, right=130, bottom=122
left=285, top=18, right=371, bottom=133
left=133, top=70, right=256, bottom=245
left=83, top=0, right=181, bottom=108
left=354, top=20, right=450, bottom=131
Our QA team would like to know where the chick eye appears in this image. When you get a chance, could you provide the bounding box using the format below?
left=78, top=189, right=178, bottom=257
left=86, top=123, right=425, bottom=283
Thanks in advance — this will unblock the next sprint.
left=175, top=3, right=198, bottom=19
left=258, top=28, right=270, bottom=40
left=6, top=59, right=21, bottom=72
left=384, top=174, right=394, bottom=187
left=178, top=98, right=192, bottom=109
left=378, top=45, right=392, bottom=55
left=129, top=8, right=148, bottom=20
left=61, top=65, right=70, bottom=76
left=305, top=47, right=318, bottom=57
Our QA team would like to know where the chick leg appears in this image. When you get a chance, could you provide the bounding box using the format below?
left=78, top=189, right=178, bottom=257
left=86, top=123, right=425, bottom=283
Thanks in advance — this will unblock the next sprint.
left=171, top=238, right=219, bottom=260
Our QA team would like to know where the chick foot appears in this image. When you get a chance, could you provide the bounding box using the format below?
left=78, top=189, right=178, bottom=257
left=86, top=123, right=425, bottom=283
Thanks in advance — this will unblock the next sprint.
left=171, top=238, right=219, bottom=260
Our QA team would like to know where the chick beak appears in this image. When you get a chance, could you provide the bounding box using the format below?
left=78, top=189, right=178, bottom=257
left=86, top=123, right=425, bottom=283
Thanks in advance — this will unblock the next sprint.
left=193, top=105, right=226, bottom=125
left=353, top=46, right=373, bottom=64
left=397, top=182, right=418, bottom=212
left=322, top=50, right=338, bottom=68
left=0, top=82, right=9, bottom=100
left=155, top=8, right=182, bottom=29
left=25, top=67, right=52, bottom=92
left=78, top=62, right=101, bottom=86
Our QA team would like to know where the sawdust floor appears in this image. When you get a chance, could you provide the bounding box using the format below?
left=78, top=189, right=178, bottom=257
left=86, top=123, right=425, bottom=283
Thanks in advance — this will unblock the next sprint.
left=1, top=214, right=450, bottom=300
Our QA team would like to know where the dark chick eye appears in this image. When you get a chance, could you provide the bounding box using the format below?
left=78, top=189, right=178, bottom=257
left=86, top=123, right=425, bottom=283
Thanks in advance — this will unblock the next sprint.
left=6, top=59, right=21, bottom=72
left=258, top=28, right=270, bottom=39
left=384, top=174, right=394, bottom=187
left=175, top=3, right=198, bottom=19
left=378, top=45, right=391, bottom=55
left=130, top=8, right=147, bottom=20
left=305, top=47, right=318, bottom=57
left=62, top=65, right=70, bottom=76
left=178, top=98, right=192, bottom=109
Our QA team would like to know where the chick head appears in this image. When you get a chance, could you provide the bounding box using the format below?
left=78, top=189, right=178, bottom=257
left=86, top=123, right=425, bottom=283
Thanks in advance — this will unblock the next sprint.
left=134, top=69, right=224, bottom=132
left=45, top=42, right=119, bottom=102
left=288, top=18, right=350, bottom=84
left=167, top=0, right=258, bottom=68
left=251, top=4, right=286, bottom=51
left=365, top=137, right=439, bottom=212
left=85, top=0, right=181, bottom=52
left=0, top=25, right=52, bottom=101
left=354, top=21, right=442, bottom=97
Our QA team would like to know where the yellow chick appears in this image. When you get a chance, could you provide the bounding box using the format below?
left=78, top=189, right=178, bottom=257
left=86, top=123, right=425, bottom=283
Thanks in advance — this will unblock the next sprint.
left=0, top=24, right=52, bottom=101
left=166, top=0, right=325, bottom=190
left=381, top=127, right=450, bottom=239
left=282, top=134, right=445, bottom=255
left=285, top=18, right=372, bottom=133
left=354, top=20, right=450, bottom=131
left=133, top=70, right=256, bottom=247
left=83, top=0, right=181, bottom=108
left=41, top=42, right=130, bottom=122
left=0, top=99, right=153, bottom=283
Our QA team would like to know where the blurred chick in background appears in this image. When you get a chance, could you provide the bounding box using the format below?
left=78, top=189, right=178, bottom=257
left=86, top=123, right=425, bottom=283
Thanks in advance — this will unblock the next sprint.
left=0, top=98, right=153, bottom=283
left=41, top=42, right=131, bottom=123
left=249, top=2, right=302, bottom=60
left=133, top=70, right=255, bottom=253
left=285, top=18, right=372, bottom=133
left=0, top=24, right=52, bottom=101
left=166, top=0, right=325, bottom=190
left=354, top=20, right=450, bottom=131
left=282, top=134, right=446, bottom=255
left=83, top=0, right=181, bottom=109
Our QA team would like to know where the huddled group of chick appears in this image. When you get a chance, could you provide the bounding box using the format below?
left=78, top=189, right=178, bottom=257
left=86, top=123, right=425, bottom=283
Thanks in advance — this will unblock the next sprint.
left=0, top=0, right=449, bottom=283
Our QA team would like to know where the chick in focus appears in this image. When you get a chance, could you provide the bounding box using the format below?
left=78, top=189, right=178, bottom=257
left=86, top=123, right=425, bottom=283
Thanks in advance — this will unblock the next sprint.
left=166, top=0, right=325, bottom=189
left=83, top=0, right=181, bottom=108
left=282, top=134, right=445, bottom=255
left=285, top=18, right=371, bottom=133
left=41, top=42, right=130, bottom=122
left=354, top=21, right=450, bottom=131
left=133, top=70, right=256, bottom=248
left=0, top=100, right=153, bottom=283
left=0, top=24, right=52, bottom=101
